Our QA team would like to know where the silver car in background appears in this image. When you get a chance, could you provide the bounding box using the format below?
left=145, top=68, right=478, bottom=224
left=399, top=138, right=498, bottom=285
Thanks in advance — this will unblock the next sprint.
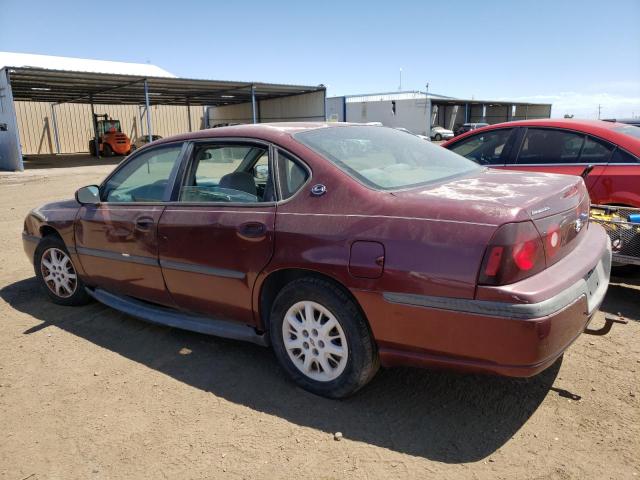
left=431, top=125, right=454, bottom=141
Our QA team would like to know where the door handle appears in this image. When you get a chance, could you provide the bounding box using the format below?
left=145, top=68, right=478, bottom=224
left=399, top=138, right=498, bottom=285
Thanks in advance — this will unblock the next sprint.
left=135, top=216, right=155, bottom=232
left=238, top=222, right=267, bottom=239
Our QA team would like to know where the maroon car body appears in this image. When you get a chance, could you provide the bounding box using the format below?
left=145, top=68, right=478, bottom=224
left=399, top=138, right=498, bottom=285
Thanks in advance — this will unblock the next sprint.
left=22, top=123, right=612, bottom=397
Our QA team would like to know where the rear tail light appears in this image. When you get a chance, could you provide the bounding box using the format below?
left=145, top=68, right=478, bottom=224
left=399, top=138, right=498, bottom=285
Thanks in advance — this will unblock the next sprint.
left=478, top=221, right=546, bottom=286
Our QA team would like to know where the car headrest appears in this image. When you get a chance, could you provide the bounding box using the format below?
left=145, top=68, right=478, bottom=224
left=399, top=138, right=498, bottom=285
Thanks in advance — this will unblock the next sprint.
left=219, top=171, right=257, bottom=196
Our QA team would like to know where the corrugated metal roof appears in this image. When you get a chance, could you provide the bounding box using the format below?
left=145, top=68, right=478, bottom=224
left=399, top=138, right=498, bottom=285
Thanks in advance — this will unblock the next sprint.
left=331, top=90, right=551, bottom=106
left=0, top=52, right=176, bottom=78
left=4, top=66, right=325, bottom=106
left=339, top=90, right=454, bottom=103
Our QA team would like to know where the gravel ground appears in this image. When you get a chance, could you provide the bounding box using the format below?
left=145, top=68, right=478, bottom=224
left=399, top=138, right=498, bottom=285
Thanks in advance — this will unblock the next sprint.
left=0, top=165, right=638, bottom=479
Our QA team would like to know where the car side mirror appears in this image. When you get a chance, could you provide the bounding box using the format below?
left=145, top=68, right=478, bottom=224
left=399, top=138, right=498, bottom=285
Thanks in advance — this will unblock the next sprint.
left=75, top=185, right=101, bottom=205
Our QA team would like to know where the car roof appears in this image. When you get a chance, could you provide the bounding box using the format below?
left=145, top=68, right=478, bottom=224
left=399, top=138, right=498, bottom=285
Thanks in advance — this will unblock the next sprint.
left=444, top=119, right=640, bottom=155
left=151, top=122, right=371, bottom=147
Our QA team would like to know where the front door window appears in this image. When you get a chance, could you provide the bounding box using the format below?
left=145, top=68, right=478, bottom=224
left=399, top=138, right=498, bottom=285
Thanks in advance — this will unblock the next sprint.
left=102, top=144, right=183, bottom=202
left=448, top=129, right=514, bottom=165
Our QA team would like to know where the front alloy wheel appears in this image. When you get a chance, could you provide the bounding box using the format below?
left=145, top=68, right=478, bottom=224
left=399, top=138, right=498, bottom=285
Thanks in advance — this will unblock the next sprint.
left=40, top=247, right=77, bottom=298
left=35, top=236, right=91, bottom=306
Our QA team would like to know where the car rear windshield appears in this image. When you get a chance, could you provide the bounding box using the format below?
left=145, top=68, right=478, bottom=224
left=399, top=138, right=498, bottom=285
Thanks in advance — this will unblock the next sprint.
left=295, top=126, right=480, bottom=190
left=612, top=124, right=640, bottom=139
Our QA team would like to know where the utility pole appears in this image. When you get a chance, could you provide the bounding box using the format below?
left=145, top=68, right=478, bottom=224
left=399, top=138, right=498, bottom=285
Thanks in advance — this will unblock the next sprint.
left=425, top=83, right=431, bottom=138
left=597, top=104, right=602, bottom=119
left=399, top=68, right=402, bottom=91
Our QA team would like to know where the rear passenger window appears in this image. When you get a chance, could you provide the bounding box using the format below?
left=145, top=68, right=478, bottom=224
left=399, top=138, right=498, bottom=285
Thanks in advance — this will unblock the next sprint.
left=179, top=145, right=272, bottom=203
left=448, top=129, right=513, bottom=165
left=517, top=129, right=584, bottom=164
left=610, top=148, right=640, bottom=164
left=580, top=136, right=614, bottom=163
left=277, top=151, right=309, bottom=199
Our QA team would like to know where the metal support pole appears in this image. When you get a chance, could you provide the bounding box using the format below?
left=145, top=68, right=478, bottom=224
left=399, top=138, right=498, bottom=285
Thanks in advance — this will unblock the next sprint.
left=139, top=106, right=146, bottom=137
left=323, top=89, right=328, bottom=121
left=50, top=103, right=61, bottom=155
left=144, top=79, right=153, bottom=142
left=90, top=96, right=100, bottom=159
left=251, top=84, right=257, bottom=124
left=187, top=99, right=192, bottom=132
left=342, top=96, right=347, bottom=122
left=525, top=104, right=529, bottom=120
left=464, top=103, right=469, bottom=123
left=425, top=87, right=431, bottom=137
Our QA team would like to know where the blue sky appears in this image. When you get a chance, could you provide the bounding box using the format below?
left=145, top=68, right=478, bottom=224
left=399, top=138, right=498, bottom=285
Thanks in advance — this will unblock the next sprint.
left=2, top=0, right=639, bottom=118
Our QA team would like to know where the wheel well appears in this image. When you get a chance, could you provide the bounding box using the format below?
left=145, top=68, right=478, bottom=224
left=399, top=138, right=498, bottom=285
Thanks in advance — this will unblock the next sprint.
left=258, top=269, right=368, bottom=332
left=40, top=226, right=62, bottom=240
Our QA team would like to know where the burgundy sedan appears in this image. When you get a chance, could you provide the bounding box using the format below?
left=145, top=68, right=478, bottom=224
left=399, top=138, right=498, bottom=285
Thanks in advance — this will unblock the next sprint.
left=22, top=123, right=611, bottom=398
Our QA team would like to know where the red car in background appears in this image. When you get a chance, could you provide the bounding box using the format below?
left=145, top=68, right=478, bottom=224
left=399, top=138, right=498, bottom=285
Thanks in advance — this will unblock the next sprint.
left=442, top=119, right=640, bottom=207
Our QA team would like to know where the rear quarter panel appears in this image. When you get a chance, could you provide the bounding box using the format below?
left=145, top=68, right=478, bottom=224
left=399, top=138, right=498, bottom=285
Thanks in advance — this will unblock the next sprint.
left=592, top=165, right=640, bottom=206
left=252, top=141, right=496, bottom=334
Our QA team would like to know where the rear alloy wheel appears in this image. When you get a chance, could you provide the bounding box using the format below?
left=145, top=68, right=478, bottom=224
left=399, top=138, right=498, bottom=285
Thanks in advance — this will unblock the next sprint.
left=435, top=133, right=442, bottom=141
left=282, top=301, right=348, bottom=382
left=35, top=236, right=91, bottom=306
left=270, top=277, right=379, bottom=398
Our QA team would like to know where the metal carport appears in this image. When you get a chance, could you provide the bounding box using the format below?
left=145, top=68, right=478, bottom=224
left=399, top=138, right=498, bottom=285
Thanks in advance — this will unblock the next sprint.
left=0, top=66, right=326, bottom=171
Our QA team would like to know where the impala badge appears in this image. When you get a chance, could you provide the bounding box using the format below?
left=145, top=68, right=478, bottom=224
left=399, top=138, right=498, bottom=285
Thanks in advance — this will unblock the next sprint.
left=532, top=206, right=551, bottom=216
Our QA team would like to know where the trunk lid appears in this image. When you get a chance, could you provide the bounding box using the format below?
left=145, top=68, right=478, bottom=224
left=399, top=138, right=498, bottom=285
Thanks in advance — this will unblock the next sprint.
left=393, top=168, right=590, bottom=264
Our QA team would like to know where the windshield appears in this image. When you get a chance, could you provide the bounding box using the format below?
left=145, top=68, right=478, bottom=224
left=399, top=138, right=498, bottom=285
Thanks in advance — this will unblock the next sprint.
left=295, top=126, right=480, bottom=190
left=101, top=120, right=121, bottom=133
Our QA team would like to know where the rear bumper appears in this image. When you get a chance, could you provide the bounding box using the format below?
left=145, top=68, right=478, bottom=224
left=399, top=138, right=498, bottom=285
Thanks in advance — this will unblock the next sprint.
left=356, top=223, right=612, bottom=377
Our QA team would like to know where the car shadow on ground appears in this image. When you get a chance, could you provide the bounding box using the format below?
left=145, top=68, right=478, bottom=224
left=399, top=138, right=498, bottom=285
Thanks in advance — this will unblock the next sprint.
left=601, top=272, right=640, bottom=322
left=1, top=277, right=561, bottom=463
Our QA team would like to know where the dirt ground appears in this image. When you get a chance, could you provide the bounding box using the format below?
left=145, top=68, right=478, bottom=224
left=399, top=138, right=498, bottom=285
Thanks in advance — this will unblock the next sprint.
left=0, top=164, right=638, bottom=480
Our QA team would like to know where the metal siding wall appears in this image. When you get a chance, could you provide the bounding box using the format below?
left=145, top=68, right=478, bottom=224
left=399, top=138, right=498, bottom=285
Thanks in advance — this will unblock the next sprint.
left=485, top=105, right=509, bottom=124
left=208, top=91, right=326, bottom=126
left=325, top=96, right=345, bottom=122
left=259, top=90, right=325, bottom=122
left=345, top=98, right=430, bottom=135
left=0, top=69, right=23, bottom=170
left=469, top=105, right=485, bottom=123
left=207, top=103, right=253, bottom=126
left=14, top=102, right=205, bottom=154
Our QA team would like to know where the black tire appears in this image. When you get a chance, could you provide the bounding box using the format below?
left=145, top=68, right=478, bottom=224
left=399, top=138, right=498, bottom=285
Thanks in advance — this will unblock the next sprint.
left=102, top=143, right=113, bottom=157
left=269, top=277, right=379, bottom=398
left=89, top=140, right=97, bottom=156
left=435, top=133, right=442, bottom=141
left=34, top=235, right=92, bottom=306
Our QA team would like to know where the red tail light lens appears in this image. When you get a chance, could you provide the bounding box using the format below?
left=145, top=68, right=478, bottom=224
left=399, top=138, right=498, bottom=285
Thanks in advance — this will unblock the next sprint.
left=478, top=221, right=546, bottom=286
left=484, top=246, right=504, bottom=276
left=512, top=239, right=539, bottom=270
